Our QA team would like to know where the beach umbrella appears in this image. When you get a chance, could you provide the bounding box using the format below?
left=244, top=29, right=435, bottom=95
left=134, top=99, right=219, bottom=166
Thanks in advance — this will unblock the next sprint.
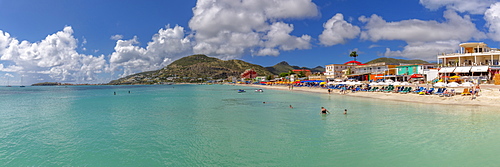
left=320, top=82, right=326, bottom=85
left=460, top=82, right=474, bottom=87
left=450, top=76, right=460, bottom=79
left=400, top=82, right=410, bottom=85
left=447, top=82, right=459, bottom=87
left=433, top=82, right=446, bottom=87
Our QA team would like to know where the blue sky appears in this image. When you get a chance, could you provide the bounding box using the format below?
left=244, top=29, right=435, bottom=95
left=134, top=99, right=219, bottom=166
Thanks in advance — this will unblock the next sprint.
left=1, top=0, right=500, bottom=84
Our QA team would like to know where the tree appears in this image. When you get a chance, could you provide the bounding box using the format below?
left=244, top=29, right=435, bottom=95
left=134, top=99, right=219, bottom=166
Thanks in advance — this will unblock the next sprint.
left=279, top=72, right=289, bottom=77
left=349, top=51, right=358, bottom=61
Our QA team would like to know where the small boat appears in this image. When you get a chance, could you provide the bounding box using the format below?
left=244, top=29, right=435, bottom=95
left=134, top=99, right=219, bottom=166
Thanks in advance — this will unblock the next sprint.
left=255, top=89, right=264, bottom=92
left=238, top=89, right=246, bottom=93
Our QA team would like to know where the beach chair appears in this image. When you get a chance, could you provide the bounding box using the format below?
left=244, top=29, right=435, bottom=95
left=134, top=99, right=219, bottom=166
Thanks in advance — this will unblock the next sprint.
left=400, top=87, right=411, bottom=94
left=384, top=85, right=394, bottom=93
left=413, top=87, right=425, bottom=94
left=434, top=88, right=446, bottom=96
left=461, top=88, right=471, bottom=96
left=394, top=86, right=406, bottom=93
left=425, top=88, right=435, bottom=95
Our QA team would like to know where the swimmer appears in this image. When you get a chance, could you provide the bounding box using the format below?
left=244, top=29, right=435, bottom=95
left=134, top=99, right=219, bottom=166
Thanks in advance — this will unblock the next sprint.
left=290, top=105, right=293, bottom=109
left=344, top=109, right=347, bottom=115
left=320, top=107, right=330, bottom=114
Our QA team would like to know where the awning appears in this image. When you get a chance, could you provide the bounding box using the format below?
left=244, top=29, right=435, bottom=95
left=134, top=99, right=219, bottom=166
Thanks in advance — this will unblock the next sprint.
left=470, top=66, right=489, bottom=72
left=438, top=67, right=455, bottom=73
left=454, top=67, right=471, bottom=73
left=409, top=74, right=424, bottom=78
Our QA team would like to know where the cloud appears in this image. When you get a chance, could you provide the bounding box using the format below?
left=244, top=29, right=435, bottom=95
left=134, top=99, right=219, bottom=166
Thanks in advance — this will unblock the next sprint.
left=485, top=2, right=500, bottom=41
left=0, top=26, right=107, bottom=83
left=384, top=40, right=460, bottom=61
left=419, top=0, right=496, bottom=14
left=358, top=10, right=485, bottom=61
left=110, top=34, right=124, bottom=40
left=4, top=73, right=14, bottom=78
left=319, top=13, right=361, bottom=46
left=359, top=10, right=485, bottom=43
left=109, top=25, right=193, bottom=77
left=188, top=0, right=318, bottom=58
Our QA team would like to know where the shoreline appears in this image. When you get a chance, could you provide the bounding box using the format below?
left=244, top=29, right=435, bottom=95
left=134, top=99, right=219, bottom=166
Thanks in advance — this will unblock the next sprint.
left=240, top=84, right=500, bottom=107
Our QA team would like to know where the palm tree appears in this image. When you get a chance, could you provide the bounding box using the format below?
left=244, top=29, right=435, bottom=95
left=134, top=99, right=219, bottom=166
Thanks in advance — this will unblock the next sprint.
left=349, top=51, right=358, bottom=61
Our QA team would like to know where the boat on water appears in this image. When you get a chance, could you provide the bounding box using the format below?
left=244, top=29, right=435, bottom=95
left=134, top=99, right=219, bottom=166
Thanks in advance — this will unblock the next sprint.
left=255, top=89, right=264, bottom=92
left=238, top=89, right=246, bottom=93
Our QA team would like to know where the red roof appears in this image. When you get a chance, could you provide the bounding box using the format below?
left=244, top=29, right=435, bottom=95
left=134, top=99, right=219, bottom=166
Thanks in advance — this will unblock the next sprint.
left=344, top=61, right=366, bottom=65
left=292, top=69, right=311, bottom=72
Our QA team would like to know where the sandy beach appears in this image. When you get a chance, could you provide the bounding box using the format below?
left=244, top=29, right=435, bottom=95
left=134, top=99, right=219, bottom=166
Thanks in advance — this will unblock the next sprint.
left=242, top=84, right=500, bottom=107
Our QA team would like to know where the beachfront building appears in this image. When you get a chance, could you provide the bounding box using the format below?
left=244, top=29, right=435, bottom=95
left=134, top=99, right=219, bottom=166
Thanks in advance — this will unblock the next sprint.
left=324, top=61, right=365, bottom=81
left=291, top=69, right=312, bottom=77
left=348, top=62, right=398, bottom=81
left=308, top=72, right=326, bottom=81
left=396, top=64, right=437, bottom=82
left=437, top=42, right=500, bottom=83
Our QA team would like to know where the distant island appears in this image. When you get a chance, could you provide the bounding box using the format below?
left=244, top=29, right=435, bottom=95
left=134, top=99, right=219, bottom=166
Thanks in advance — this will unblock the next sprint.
left=31, top=82, right=102, bottom=86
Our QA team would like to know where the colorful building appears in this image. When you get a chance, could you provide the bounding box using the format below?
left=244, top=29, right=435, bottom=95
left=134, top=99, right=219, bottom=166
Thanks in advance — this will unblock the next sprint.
left=437, top=42, right=500, bottom=83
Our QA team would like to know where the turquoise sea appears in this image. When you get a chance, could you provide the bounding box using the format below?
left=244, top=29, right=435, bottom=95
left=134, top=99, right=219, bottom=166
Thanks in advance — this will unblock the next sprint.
left=1, top=84, right=500, bottom=166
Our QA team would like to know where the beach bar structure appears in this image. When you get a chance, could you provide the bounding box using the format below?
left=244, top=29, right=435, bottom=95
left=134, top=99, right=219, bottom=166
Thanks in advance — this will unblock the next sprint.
left=437, top=42, right=500, bottom=83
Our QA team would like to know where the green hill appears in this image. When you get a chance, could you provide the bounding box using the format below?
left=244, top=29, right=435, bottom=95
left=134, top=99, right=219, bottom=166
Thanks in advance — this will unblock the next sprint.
left=108, top=54, right=273, bottom=84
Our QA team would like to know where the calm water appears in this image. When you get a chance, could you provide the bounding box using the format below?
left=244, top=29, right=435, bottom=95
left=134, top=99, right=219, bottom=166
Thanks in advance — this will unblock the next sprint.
left=1, top=84, right=499, bottom=166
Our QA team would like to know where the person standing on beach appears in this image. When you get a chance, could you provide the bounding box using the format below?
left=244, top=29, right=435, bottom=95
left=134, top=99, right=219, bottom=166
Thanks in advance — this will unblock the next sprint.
left=328, top=88, right=331, bottom=94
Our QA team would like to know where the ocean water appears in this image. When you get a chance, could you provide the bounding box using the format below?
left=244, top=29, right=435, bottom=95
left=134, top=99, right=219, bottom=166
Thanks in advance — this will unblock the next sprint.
left=1, top=84, right=500, bottom=166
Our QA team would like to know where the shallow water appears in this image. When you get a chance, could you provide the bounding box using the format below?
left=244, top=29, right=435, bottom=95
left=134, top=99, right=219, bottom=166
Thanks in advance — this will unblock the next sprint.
left=0, top=84, right=499, bottom=166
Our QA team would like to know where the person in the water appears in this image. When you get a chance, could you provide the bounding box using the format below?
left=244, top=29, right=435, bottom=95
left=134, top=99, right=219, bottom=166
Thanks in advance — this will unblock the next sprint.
left=320, top=107, right=330, bottom=114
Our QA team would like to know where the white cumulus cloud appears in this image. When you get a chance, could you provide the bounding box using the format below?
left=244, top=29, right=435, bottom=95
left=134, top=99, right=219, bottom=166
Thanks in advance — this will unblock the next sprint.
left=485, top=2, right=500, bottom=41
left=189, top=0, right=318, bottom=58
left=359, top=10, right=485, bottom=42
left=109, top=25, right=193, bottom=77
left=384, top=40, right=461, bottom=61
left=358, top=10, right=485, bottom=61
left=419, top=0, right=496, bottom=14
left=0, top=26, right=107, bottom=83
left=110, top=34, right=124, bottom=40
left=319, top=13, right=361, bottom=46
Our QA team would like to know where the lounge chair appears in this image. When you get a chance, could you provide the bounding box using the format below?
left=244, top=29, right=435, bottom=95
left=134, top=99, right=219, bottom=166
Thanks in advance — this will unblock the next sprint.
left=434, top=88, right=446, bottom=96
left=400, top=87, right=412, bottom=94
left=461, top=88, right=471, bottom=96
left=425, top=88, right=435, bottom=95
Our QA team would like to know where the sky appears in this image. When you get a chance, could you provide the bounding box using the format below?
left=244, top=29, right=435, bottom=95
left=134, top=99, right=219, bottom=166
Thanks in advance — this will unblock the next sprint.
left=1, top=0, right=500, bottom=85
